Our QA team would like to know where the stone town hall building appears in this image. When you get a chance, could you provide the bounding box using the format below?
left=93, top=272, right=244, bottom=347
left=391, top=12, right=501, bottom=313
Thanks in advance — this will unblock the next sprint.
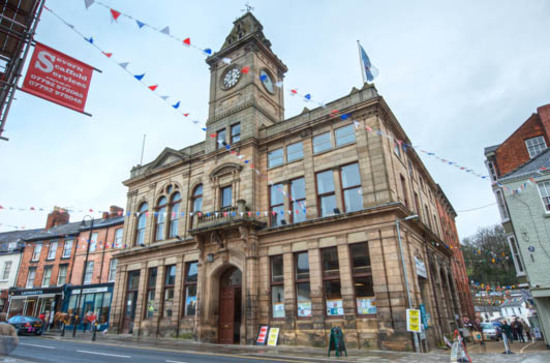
left=109, top=12, right=467, bottom=351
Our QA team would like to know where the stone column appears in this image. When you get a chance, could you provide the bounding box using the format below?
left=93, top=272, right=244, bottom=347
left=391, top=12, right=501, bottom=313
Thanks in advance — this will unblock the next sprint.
left=133, top=264, right=147, bottom=336
left=308, top=246, right=325, bottom=345
left=245, top=233, right=260, bottom=344
left=110, top=264, right=127, bottom=334
left=154, top=261, right=165, bottom=336
left=173, top=256, right=185, bottom=335
left=282, top=247, right=296, bottom=343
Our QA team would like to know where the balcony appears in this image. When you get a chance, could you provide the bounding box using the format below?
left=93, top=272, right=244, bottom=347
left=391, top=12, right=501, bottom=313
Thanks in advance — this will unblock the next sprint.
left=189, top=200, right=266, bottom=233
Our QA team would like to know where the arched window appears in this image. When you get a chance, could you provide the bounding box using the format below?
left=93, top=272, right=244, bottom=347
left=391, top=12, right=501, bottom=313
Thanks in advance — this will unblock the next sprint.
left=155, top=196, right=167, bottom=241
left=192, top=185, right=203, bottom=212
left=135, top=202, right=148, bottom=246
left=168, top=192, right=181, bottom=239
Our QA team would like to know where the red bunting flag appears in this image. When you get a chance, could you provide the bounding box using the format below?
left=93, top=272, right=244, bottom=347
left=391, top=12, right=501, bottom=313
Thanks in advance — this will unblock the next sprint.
left=183, top=113, right=189, bottom=117
left=290, top=89, right=298, bottom=94
left=241, top=66, right=250, bottom=74
left=183, top=38, right=191, bottom=46
left=30, top=207, right=35, bottom=210
left=110, top=9, right=121, bottom=21
left=148, top=84, right=158, bottom=91
left=102, top=52, right=113, bottom=58
left=89, top=209, right=93, bottom=212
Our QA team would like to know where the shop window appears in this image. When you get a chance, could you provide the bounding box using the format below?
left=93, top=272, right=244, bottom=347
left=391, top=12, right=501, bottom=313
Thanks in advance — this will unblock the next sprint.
left=42, top=266, right=52, bottom=287
left=47, top=241, right=58, bottom=260
left=26, top=268, right=36, bottom=288
left=168, top=192, right=181, bottom=238
left=322, top=247, right=343, bottom=316
left=268, top=148, right=284, bottom=168
left=216, top=128, right=226, bottom=149
left=2, top=261, right=11, bottom=280
left=114, top=229, right=123, bottom=248
left=271, top=255, right=284, bottom=318
left=290, top=177, right=306, bottom=223
left=163, top=265, right=176, bottom=318
left=109, top=259, right=118, bottom=282
left=270, top=183, right=285, bottom=227
left=220, top=186, right=232, bottom=208
left=316, top=170, right=336, bottom=217
left=32, top=244, right=42, bottom=261
left=57, top=265, right=68, bottom=285
left=62, top=239, right=73, bottom=258
left=287, top=141, right=303, bottom=163
left=135, top=202, right=148, bottom=246
left=231, top=123, right=241, bottom=143
left=313, top=132, right=332, bottom=154
left=98, top=292, right=112, bottom=324
left=155, top=196, right=168, bottom=241
left=184, top=262, right=198, bottom=316
left=341, top=163, right=362, bottom=212
left=145, top=267, right=157, bottom=319
left=295, top=252, right=311, bottom=317
left=350, top=243, right=375, bottom=315
left=335, top=124, right=355, bottom=147
left=84, top=261, right=94, bottom=285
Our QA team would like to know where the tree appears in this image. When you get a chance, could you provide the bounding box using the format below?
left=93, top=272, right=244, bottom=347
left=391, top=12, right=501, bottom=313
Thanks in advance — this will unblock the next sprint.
left=462, top=224, right=518, bottom=287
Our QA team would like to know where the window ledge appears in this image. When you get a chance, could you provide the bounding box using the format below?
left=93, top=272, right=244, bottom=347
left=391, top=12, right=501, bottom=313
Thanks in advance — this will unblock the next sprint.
left=543, top=213, right=550, bottom=219
left=267, top=163, right=284, bottom=170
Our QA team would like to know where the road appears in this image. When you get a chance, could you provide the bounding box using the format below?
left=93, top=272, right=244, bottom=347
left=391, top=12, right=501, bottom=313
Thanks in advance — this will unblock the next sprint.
left=7, top=336, right=315, bottom=363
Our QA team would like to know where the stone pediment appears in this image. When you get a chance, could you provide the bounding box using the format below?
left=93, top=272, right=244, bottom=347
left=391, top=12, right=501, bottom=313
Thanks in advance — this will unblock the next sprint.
left=210, top=162, right=243, bottom=179
left=148, top=148, right=185, bottom=171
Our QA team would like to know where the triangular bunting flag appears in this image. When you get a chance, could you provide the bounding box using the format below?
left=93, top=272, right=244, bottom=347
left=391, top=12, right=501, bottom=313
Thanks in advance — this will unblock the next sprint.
left=136, top=20, right=146, bottom=28
left=110, top=9, right=121, bottom=21
left=160, top=95, right=169, bottom=100
left=183, top=38, right=191, bottom=46
left=102, top=52, right=112, bottom=58
left=148, top=84, right=158, bottom=91
left=274, top=81, right=283, bottom=88
left=119, top=62, right=130, bottom=69
left=203, top=48, right=212, bottom=55
left=160, top=26, right=170, bottom=35
left=241, top=66, right=250, bottom=74
left=183, top=113, right=189, bottom=117
left=84, top=0, right=95, bottom=9
left=172, top=101, right=180, bottom=109
left=134, top=73, right=145, bottom=81
left=86, top=37, right=94, bottom=44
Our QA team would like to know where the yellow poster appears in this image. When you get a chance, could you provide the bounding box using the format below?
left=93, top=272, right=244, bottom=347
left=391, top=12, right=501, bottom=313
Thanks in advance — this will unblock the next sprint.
left=267, top=327, right=280, bottom=346
left=406, top=309, right=421, bottom=333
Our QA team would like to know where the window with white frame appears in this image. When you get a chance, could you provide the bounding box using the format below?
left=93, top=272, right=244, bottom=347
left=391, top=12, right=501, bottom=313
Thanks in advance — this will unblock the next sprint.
left=31, top=244, right=42, bottom=261
left=109, top=259, right=118, bottom=282
left=84, top=261, right=94, bottom=284
left=62, top=239, right=73, bottom=258
left=495, top=189, right=509, bottom=220
left=47, top=241, right=58, bottom=260
left=114, top=229, right=123, bottom=248
left=89, top=232, right=98, bottom=252
left=2, top=261, right=11, bottom=280
left=26, top=268, right=36, bottom=288
left=42, top=266, right=52, bottom=287
left=538, top=181, right=550, bottom=212
left=525, top=136, right=547, bottom=158
left=507, top=235, right=525, bottom=276
left=57, top=265, right=68, bottom=285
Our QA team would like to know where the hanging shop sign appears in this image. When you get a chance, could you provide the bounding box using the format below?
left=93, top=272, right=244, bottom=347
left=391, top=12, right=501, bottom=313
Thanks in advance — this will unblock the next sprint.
left=415, top=257, right=427, bottom=279
left=21, top=42, right=95, bottom=114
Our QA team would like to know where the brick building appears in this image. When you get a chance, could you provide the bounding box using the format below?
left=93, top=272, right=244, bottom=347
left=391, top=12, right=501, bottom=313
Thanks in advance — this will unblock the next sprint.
left=109, top=12, right=466, bottom=351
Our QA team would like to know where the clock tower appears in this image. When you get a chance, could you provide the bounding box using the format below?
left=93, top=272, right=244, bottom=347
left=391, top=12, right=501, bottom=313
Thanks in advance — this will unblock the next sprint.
left=205, top=12, right=287, bottom=151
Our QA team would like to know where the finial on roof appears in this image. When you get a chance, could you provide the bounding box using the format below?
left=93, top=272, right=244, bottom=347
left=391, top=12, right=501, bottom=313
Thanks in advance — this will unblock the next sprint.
left=241, top=2, right=254, bottom=13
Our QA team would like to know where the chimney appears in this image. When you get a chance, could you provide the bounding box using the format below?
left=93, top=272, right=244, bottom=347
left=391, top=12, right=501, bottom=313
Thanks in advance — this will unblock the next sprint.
left=102, top=212, right=109, bottom=219
left=109, top=205, right=124, bottom=218
left=45, top=207, right=70, bottom=229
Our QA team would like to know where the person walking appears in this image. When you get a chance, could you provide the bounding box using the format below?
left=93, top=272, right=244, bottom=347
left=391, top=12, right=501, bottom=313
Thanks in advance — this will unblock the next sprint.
left=511, top=318, right=522, bottom=342
left=461, top=315, right=473, bottom=344
left=524, top=321, right=532, bottom=342
left=516, top=319, right=525, bottom=343
left=501, top=320, right=513, bottom=344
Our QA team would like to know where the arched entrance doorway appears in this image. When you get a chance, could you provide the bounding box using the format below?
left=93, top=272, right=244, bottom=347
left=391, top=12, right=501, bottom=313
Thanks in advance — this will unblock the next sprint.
left=218, top=266, right=242, bottom=344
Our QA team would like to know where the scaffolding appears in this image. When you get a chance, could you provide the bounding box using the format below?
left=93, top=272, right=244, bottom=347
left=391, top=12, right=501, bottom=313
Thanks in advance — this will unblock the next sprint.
left=0, top=0, right=44, bottom=141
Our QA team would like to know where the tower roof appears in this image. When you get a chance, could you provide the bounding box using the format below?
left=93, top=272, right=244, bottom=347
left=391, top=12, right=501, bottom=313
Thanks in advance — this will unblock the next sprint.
left=221, top=12, right=271, bottom=51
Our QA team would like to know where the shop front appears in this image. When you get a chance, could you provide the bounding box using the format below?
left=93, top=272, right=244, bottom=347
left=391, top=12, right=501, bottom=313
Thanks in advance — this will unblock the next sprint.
left=7, top=286, right=64, bottom=321
left=62, top=283, right=113, bottom=331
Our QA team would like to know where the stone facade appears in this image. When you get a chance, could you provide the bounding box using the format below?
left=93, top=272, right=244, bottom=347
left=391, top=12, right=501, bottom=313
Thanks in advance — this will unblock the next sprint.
left=109, top=12, right=464, bottom=351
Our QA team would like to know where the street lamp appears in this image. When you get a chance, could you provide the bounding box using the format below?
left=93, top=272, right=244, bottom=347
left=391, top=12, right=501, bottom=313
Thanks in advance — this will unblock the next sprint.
left=73, top=215, right=94, bottom=337
left=396, top=214, right=420, bottom=353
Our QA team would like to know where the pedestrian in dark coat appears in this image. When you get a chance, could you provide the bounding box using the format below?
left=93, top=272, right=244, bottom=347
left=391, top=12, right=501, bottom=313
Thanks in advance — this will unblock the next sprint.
left=501, top=320, right=513, bottom=343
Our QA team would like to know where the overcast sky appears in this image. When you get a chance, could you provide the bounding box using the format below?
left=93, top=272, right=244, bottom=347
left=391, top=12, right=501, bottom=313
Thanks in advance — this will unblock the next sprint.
left=1, top=0, right=549, bottom=240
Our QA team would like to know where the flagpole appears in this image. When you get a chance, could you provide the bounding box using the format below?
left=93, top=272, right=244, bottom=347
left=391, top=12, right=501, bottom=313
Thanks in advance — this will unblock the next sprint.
left=357, top=40, right=366, bottom=84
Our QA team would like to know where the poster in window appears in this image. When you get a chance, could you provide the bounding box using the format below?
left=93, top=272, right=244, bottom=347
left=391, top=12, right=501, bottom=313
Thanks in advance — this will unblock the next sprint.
left=326, top=299, right=344, bottom=316
left=297, top=301, right=311, bottom=317
left=185, top=296, right=196, bottom=316
left=272, top=302, right=285, bottom=318
left=356, top=297, right=376, bottom=315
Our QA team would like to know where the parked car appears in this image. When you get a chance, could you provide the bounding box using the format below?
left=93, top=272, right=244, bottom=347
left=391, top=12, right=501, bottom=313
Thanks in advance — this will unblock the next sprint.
left=6, top=316, right=43, bottom=336
left=481, top=322, right=501, bottom=341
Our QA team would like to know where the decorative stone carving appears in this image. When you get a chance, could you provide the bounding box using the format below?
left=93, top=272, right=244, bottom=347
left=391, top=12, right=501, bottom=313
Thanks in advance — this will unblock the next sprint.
left=211, top=230, right=224, bottom=248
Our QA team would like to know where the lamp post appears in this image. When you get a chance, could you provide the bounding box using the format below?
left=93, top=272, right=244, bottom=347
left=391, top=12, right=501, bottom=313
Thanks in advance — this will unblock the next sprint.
left=73, top=215, right=94, bottom=337
left=396, top=214, right=420, bottom=353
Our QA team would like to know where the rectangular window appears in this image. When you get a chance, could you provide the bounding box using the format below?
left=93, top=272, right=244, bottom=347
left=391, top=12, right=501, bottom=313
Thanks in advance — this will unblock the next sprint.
left=271, top=255, right=284, bottom=318
left=495, top=189, right=510, bottom=219
left=295, top=252, right=311, bottom=317
left=42, top=266, right=52, bottom=287
left=47, top=241, right=58, bottom=260
left=290, top=177, right=306, bottom=223
left=424, top=205, right=431, bottom=228
left=538, top=181, right=550, bottom=212
left=84, top=261, right=94, bottom=284
left=268, top=148, right=284, bottom=168
left=394, top=140, right=401, bottom=157
left=32, top=244, right=42, bottom=261
left=322, top=247, right=343, bottom=316
left=350, top=243, right=375, bottom=315
left=57, top=265, right=68, bottom=285
left=89, top=232, right=98, bottom=252
left=400, top=174, right=409, bottom=208
left=287, top=142, right=304, bottom=163
left=26, top=268, right=36, bottom=288
left=313, top=132, right=332, bottom=154
left=220, top=186, right=232, bottom=208
left=316, top=170, right=336, bottom=217
left=507, top=235, right=525, bottom=276
left=109, top=259, right=118, bottom=282
left=216, top=129, right=226, bottom=149
left=414, top=192, right=420, bottom=215
left=2, top=261, right=11, bottom=280
left=184, top=262, right=198, bottom=316
left=335, top=124, right=356, bottom=147
left=145, top=267, right=157, bottom=319
left=231, top=123, right=241, bottom=143
left=526, top=136, right=547, bottom=158
left=163, top=265, right=176, bottom=318
left=408, top=160, right=414, bottom=177
left=341, top=163, right=362, bottom=212
left=62, top=239, right=73, bottom=258
left=485, top=160, right=498, bottom=182
left=114, top=229, right=123, bottom=248
left=270, top=183, right=285, bottom=227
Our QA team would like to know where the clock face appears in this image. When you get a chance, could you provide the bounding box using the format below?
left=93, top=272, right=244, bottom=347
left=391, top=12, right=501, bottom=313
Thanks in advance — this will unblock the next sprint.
left=260, top=70, right=275, bottom=94
left=223, top=68, right=241, bottom=89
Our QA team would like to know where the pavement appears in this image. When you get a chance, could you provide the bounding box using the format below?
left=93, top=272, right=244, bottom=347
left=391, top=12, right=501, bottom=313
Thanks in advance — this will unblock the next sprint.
left=0, top=330, right=548, bottom=363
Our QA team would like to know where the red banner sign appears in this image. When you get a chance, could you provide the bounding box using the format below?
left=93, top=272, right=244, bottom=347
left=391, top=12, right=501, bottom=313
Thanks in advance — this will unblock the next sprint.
left=21, top=42, right=94, bottom=114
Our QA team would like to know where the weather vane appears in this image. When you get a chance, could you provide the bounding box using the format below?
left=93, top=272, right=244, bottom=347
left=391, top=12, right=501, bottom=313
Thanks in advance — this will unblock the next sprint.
left=241, top=2, right=254, bottom=13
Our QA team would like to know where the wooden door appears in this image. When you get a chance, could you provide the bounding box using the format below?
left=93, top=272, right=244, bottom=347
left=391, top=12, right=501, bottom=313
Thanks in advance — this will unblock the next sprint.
left=219, top=287, right=235, bottom=344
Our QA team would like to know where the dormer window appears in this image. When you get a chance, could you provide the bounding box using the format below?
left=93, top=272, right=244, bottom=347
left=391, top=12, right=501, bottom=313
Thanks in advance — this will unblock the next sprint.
left=525, top=136, right=547, bottom=158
